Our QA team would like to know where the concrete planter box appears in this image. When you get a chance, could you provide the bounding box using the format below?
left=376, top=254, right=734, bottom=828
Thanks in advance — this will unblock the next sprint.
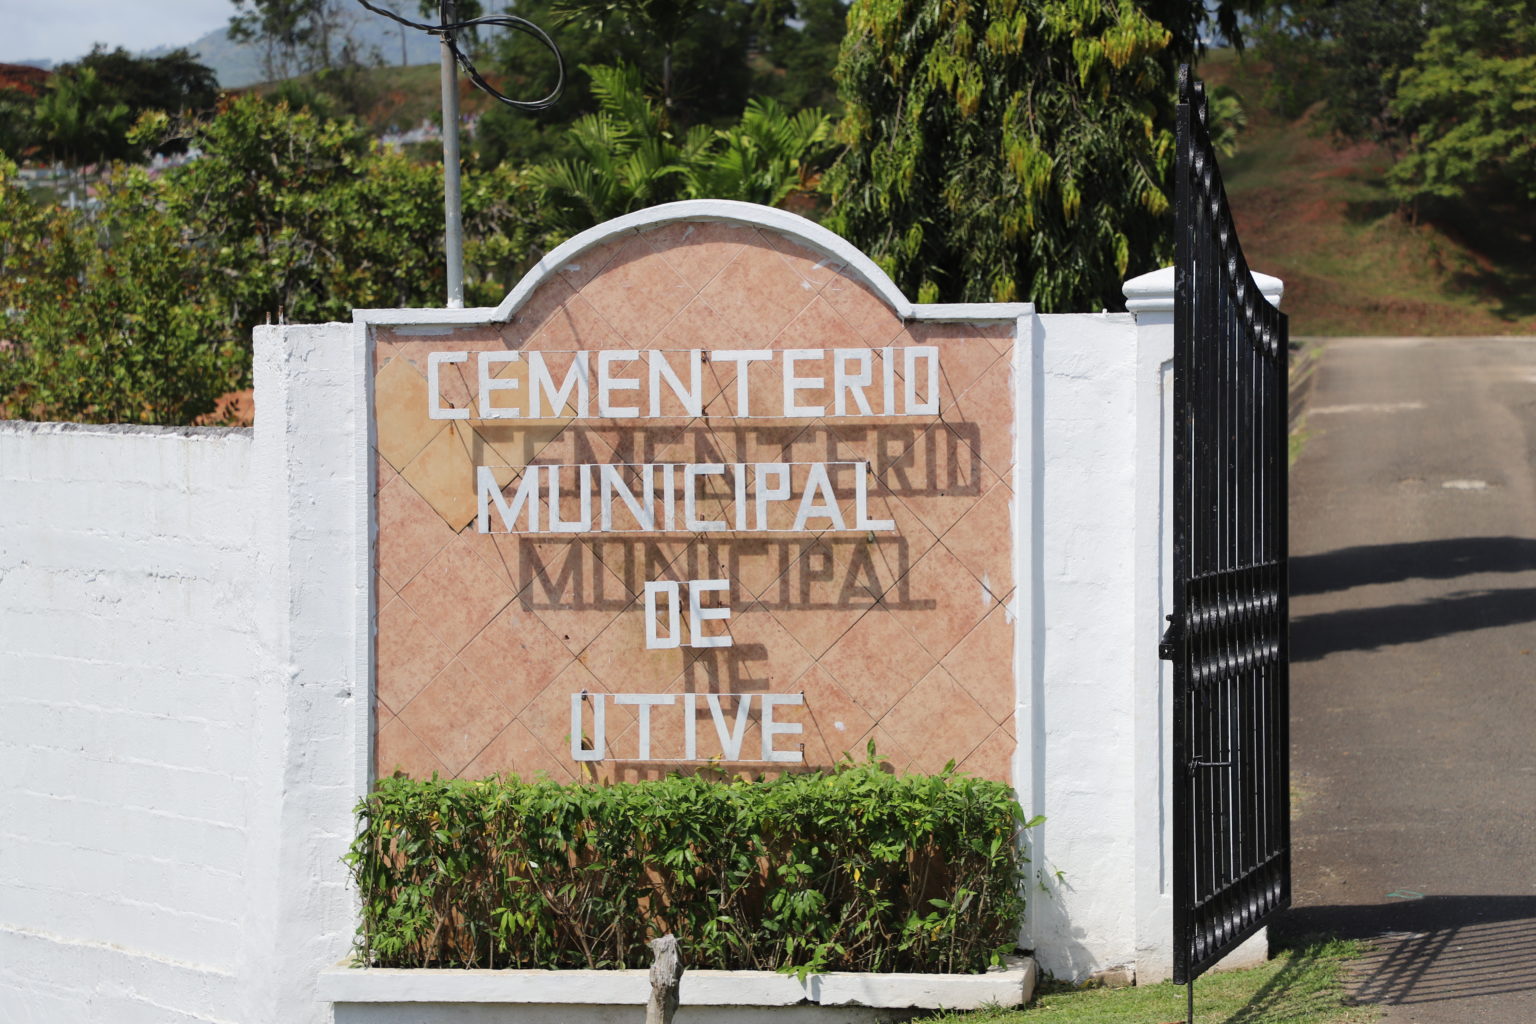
left=319, top=957, right=1037, bottom=1023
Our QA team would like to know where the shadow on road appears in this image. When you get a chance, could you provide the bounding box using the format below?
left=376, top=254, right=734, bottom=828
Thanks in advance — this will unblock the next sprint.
left=1291, top=537, right=1536, bottom=596
left=1291, top=587, right=1536, bottom=661
left=1273, top=897, right=1536, bottom=1009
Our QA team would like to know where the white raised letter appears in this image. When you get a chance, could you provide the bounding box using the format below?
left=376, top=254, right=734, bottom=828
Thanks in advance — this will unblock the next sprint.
left=754, top=462, right=790, bottom=531
left=547, top=464, right=593, bottom=532
left=683, top=693, right=698, bottom=760
left=782, top=349, right=826, bottom=417
left=760, top=693, right=804, bottom=762
left=706, top=693, right=753, bottom=761
left=688, top=579, right=732, bottom=648
left=615, top=693, right=675, bottom=760
left=881, top=346, right=896, bottom=414
left=478, top=466, right=541, bottom=533
left=833, top=349, right=874, bottom=417
left=684, top=464, right=726, bottom=531
left=713, top=349, right=772, bottom=416
left=660, top=463, right=677, bottom=531
left=478, top=351, right=522, bottom=418
left=648, top=350, right=702, bottom=417
left=427, top=351, right=470, bottom=419
left=529, top=351, right=589, bottom=418
left=597, top=350, right=640, bottom=418
left=853, top=465, right=895, bottom=531
left=571, top=692, right=606, bottom=761
left=600, top=463, right=655, bottom=532
left=904, top=346, right=940, bottom=415
left=733, top=463, right=748, bottom=531
left=792, top=463, right=846, bottom=531
left=644, top=581, right=682, bottom=649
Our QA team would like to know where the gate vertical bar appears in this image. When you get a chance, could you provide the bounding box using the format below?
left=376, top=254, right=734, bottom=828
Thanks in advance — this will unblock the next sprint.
left=1168, top=58, right=1195, bottom=987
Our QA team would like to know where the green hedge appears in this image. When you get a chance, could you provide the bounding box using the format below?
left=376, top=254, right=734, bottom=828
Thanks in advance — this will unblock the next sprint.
left=347, top=759, right=1036, bottom=973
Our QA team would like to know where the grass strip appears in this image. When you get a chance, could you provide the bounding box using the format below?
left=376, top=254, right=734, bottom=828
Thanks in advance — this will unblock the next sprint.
left=930, top=938, right=1377, bottom=1024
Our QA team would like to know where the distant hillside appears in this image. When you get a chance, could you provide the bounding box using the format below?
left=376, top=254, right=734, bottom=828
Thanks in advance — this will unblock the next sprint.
left=147, top=12, right=442, bottom=88
left=1200, top=49, right=1536, bottom=336
left=0, top=63, right=52, bottom=95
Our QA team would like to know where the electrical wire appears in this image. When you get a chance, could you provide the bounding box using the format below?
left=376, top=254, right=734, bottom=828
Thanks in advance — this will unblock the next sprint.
left=353, top=0, right=565, bottom=111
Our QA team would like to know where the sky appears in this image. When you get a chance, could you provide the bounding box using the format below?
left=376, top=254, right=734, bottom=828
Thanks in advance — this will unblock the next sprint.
left=0, top=0, right=237, bottom=65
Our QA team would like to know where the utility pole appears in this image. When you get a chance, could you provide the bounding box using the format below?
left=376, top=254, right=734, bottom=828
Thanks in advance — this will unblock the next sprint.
left=354, top=0, right=562, bottom=309
left=439, top=0, right=465, bottom=309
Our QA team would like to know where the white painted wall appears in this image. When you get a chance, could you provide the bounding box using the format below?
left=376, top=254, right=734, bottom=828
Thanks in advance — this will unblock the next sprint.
left=0, top=422, right=261, bottom=1022
left=0, top=322, right=363, bottom=1024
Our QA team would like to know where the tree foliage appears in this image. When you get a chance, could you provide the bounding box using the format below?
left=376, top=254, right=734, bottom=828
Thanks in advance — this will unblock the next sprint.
left=0, top=159, right=238, bottom=423
left=475, top=0, right=824, bottom=168
left=3, top=47, right=220, bottom=165
left=825, top=0, right=1188, bottom=310
left=28, top=67, right=135, bottom=166
left=751, top=0, right=847, bottom=113
left=527, top=63, right=832, bottom=242
left=0, top=95, right=539, bottom=424
left=1387, top=0, right=1536, bottom=205
left=1246, top=0, right=1434, bottom=150
left=74, top=46, right=220, bottom=123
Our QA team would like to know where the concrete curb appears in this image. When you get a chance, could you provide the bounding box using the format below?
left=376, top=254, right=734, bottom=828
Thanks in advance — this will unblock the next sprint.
left=318, top=957, right=1037, bottom=1011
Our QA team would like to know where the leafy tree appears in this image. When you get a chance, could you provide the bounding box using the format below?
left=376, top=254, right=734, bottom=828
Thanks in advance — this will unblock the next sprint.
left=750, top=0, right=847, bottom=113
left=1247, top=0, right=1435, bottom=150
left=526, top=64, right=693, bottom=234
left=1207, top=85, right=1248, bottom=159
left=527, top=63, right=832, bottom=241
left=0, top=159, right=240, bottom=422
left=74, top=46, right=220, bottom=121
left=1387, top=0, right=1536, bottom=207
left=0, top=88, right=38, bottom=160
left=145, top=94, right=535, bottom=320
left=19, top=48, right=220, bottom=165
left=825, top=0, right=1196, bottom=309
left=1, top=95, right=541, bottom=424
left=552, top=0, right=754, bottom=115
left=682, top=95, right=833, bottom=205
left=475, top=0, right=758, bottom=167
left=29, top=67, right=135, bottom=165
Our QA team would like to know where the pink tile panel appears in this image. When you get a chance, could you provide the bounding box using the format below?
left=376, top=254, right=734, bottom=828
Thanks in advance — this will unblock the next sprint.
left=371, top=222, right=1018, bottom=783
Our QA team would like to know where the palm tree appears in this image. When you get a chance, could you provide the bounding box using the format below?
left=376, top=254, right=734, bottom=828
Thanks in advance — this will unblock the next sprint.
left=528, top=62, right=834, bottom=241
left=31, top=67, right=133, bottom=166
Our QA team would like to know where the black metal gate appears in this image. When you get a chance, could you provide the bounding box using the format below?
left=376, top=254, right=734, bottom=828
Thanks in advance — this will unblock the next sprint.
left=1163, top=67, right=1291, bottom=985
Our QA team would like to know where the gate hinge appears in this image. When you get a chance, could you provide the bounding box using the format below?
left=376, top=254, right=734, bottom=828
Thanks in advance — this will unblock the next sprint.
left=1158, top=614, right=1183, bottom=661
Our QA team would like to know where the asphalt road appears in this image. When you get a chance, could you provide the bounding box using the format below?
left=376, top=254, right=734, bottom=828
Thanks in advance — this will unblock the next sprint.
left=1274, top=336, right=1536, bottom=1022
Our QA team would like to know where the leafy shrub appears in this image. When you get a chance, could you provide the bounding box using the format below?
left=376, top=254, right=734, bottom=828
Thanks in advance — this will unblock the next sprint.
left=347, top=758, right=1036, bottom=974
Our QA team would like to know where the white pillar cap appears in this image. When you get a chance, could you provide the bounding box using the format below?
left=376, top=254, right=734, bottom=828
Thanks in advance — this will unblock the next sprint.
left=1121, top=265, right=1284, bottom=314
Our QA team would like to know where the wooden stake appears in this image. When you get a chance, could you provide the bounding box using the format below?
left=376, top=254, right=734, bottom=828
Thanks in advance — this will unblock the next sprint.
left=645, top=935, right=683, bottom=1024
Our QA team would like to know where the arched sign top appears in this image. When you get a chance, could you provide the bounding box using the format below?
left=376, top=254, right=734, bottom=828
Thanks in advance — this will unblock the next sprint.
left=491, top=200, right=1033, bottom=325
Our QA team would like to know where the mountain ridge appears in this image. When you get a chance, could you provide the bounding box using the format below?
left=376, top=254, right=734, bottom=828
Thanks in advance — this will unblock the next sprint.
left=145, top=12, right=443, bottom=88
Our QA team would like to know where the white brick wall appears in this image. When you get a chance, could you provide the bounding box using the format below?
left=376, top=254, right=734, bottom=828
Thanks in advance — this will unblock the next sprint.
left=0, top=322, right=364, bottom=1024
left=0, top=422, right=259, bottom=1022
